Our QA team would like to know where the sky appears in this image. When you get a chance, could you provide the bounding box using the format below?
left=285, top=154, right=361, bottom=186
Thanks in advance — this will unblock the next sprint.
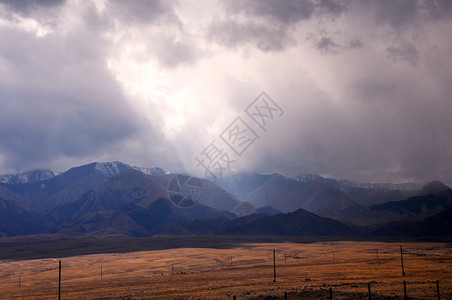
left=0, top=0, right=452, bottom=185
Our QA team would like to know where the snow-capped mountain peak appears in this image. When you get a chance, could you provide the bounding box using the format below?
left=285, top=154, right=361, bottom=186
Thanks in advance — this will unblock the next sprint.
left=0, top=169, right=58, bottom=184
left=94, top=161, right=126, bottom=177
left=132, top=166, right=168, bottom=175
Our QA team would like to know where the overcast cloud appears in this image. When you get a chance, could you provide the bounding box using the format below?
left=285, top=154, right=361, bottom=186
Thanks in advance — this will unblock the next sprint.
left=0, top=0, right=451, bottom=185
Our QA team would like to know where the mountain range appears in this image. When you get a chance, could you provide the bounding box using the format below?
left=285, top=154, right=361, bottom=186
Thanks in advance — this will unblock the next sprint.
left=0, top=161, right=450, bottom=238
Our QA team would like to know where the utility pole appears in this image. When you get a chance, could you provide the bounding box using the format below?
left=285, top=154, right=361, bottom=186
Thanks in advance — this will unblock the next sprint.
left=273, top=249, right=276, bottom=282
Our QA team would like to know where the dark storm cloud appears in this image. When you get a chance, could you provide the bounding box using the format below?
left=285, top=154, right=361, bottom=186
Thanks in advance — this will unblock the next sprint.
left=223, top=0, right=346, bottom=24
left=210, top=0, right=452, bottom=53
left=107, top=0, right=196, bottom=68
left=107, top=0, right=179, bottom=24
left=0, top=24, right=141, bottom=170
left=151, top=36, right=197, bottom=67
left=208, top=19, right=291, bottom=52
left=204, top=1, right=452, bottom=185
left=348, top=37, right=362, bottom=48
left=315, top=36, right=339, bottom=54
left=353, top=0, right=452, bottom=29
left=0, top=1, right=181, bottom=172
left=386, top=43, right=418, bottom=66
left=209, top=0, right=346, bottom=52
left=0, top=0, right=65, bottom=15
left=360, top=0, right=420, bottom=29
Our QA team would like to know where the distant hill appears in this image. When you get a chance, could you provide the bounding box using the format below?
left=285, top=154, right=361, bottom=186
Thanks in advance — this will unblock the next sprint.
left=0, top=197, right=52, bottom=236
left=56, top=198, right=236, bottom=236
left=218, top=208, right=357, bottom=236
left=153, top=214, right=268, bottom=236
left=252, top=205, right=281, bottom=215
left=372, top=207, right=452, bottom=236
left=316, top=189, right=452, bottom=226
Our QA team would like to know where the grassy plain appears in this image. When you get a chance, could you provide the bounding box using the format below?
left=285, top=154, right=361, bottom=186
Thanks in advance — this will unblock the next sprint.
left=0, top=239, right=451, bottom=299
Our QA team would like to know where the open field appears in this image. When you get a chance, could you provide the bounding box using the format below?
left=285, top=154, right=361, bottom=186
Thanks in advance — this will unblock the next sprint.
left=0, top=239, right=451, bottom=299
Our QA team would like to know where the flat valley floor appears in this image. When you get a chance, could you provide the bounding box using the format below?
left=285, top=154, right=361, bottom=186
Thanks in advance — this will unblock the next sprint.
left=0, top=240, right=451, bottom=299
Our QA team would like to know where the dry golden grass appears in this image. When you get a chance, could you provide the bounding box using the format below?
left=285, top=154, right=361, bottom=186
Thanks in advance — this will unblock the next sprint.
left=0, top=241, right=451, bottom=299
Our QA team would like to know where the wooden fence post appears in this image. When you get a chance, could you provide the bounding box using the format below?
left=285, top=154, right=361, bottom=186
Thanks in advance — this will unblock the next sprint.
left=436, top=280, right=440, bottom=300
left=403, top=280, right=407, bottom=299
left=400, top=245, right=405, bottom=276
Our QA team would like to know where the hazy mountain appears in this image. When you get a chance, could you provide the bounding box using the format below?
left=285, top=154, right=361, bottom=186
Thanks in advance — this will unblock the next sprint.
left=295, top=173, right=420, bottom=207
left=0, top=197, right=52, bottom=236
left=337, top=179, right=421, bottom=191
left=215, top=172, right=276, bottom=200
left=416, top=181, right=450, bottom=196
left=295, top=173, right=421, bottom=191
left=316, top=189, right=452, bottom=226
left=218, top=208, right=357, bottom=236
left=217, top=172, right=421, bottom=212
left=243, top=174, right=359, bottom=212
left=0, top=169, right=57, bottom=184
